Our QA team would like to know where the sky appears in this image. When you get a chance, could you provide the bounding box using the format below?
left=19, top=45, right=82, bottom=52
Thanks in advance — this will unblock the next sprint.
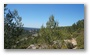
left=6, top=4, right=84, bottom=28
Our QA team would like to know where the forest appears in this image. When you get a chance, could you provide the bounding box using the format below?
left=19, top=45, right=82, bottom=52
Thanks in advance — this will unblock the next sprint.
left=4, top=4, right=84, bottom=49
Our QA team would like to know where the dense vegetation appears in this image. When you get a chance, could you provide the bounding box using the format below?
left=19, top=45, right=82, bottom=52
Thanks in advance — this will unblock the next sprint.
left=4, top=4, right=24, bottom=49
left=4, top=4, right=84, bottom=49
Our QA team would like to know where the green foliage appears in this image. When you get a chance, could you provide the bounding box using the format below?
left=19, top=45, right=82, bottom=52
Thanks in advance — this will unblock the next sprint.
left=46, top=15, right=58, bottom=28
left=71, top=19, right=84, bottom=49
left=58, top=19, right=84, bottom=49
left=4, top=5, right=23, bottom=49
left=39, top=15, right=62, bottom=46
left=76, top=29, right=84, bottom=49
left=72, top=19, right=84, bottom=31
left=34, top=15, right=84, bottom=49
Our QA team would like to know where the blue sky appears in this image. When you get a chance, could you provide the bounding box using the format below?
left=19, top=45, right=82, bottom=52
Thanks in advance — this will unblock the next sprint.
left=7, top=4, right=84, bottom=28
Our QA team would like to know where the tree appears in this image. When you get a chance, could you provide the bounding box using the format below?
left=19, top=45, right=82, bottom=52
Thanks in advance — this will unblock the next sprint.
left=76, top=19, right=84, bottom=29
left=4, top=5, right=23, bottom=49
left=46, top=15, right=58, bottom=29
left=39, top=15, right=62, bottom=45
left=39, top=25, right=45, bottom=37
left=72, top=23, right=77, bottom=32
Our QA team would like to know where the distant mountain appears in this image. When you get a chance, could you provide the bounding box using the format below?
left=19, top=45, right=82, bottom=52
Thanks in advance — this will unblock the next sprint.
left=23, top=27, right=40, bottom=31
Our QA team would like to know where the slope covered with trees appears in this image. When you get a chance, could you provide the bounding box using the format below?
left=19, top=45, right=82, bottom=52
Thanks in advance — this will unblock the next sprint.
left=38, top=15, right=84, bottom=49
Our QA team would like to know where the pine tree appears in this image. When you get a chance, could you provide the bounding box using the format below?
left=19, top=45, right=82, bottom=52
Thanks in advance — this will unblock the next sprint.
left=46, top=15, right=58, bottom=29
left=4, top=4, right=23, bottom=49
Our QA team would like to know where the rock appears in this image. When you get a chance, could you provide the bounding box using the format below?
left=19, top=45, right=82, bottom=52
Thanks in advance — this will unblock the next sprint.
left=27, top=44, right=36, bottom=49
left=52, top=40, right=62, bottom=49
left=53, top=41, right=57, bottom=44
left=16, top=41, right=19, bottom=44
left=71, top=38, right=77, bottom=46
left=73, top=46, right=77, bottom=49
left=64, top=38, right=77, bottom=49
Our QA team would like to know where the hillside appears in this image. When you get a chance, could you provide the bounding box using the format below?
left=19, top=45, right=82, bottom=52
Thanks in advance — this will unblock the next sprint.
left=23, top=27, right=40, bottom=31
left=11, top=19, right=84, bottom=49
